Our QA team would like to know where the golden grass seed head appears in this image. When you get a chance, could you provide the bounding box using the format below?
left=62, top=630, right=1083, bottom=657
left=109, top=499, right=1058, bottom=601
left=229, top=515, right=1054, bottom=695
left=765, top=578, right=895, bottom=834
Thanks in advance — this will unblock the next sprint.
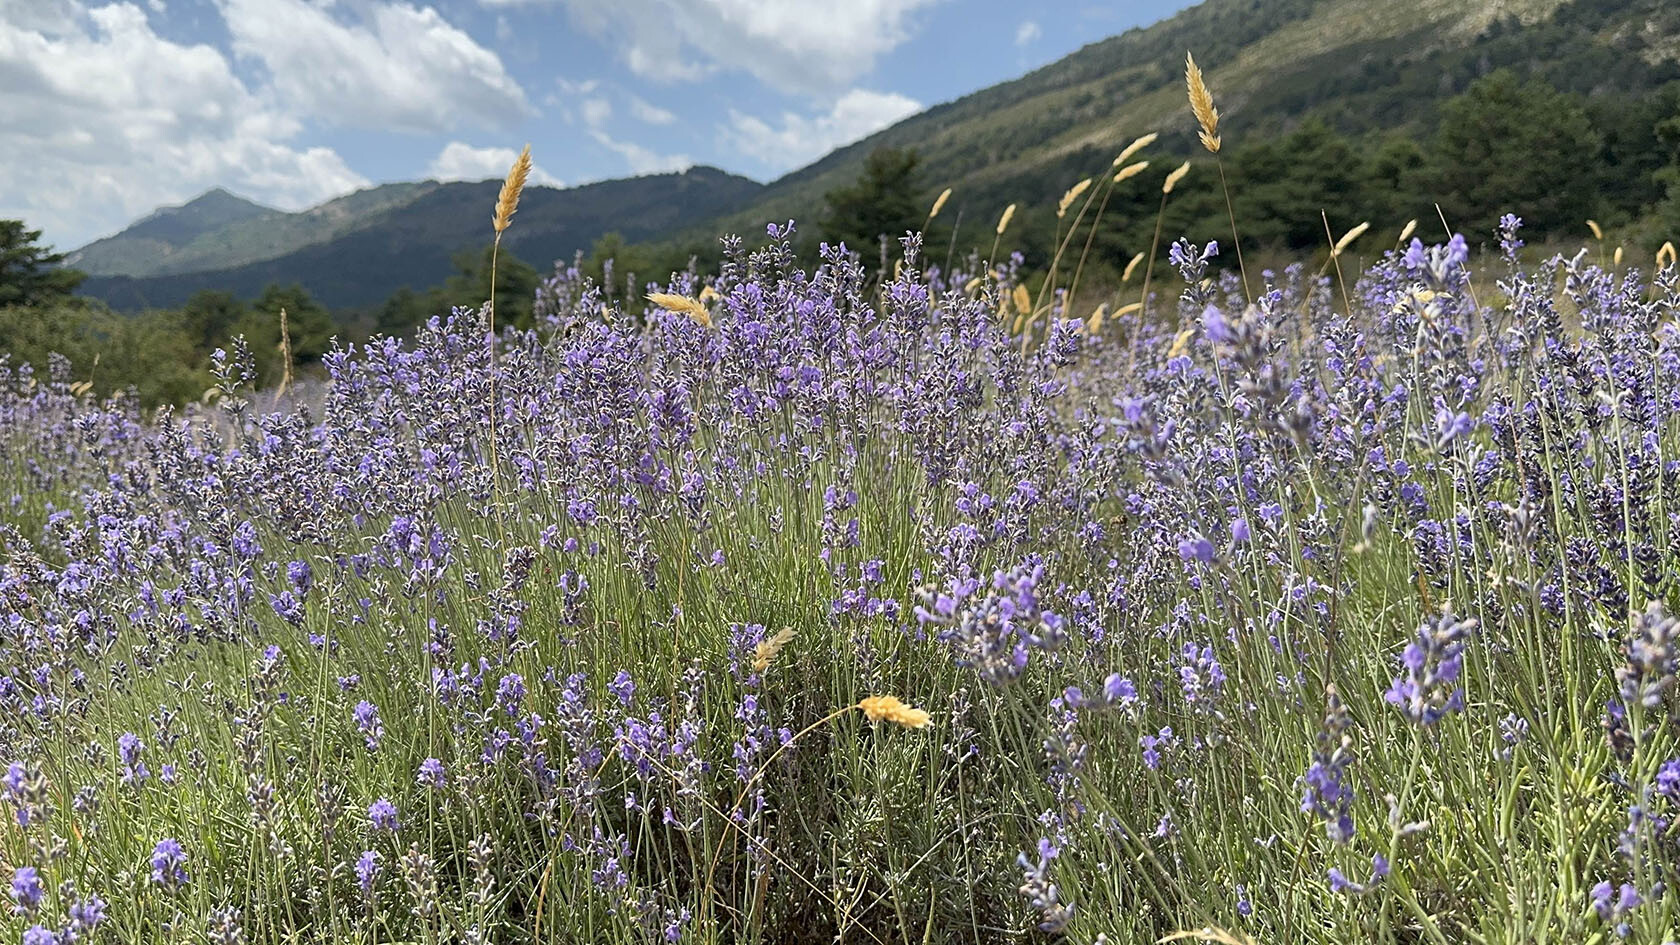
left=1114, top=132, right=1158, bottom=167
left=1122, top=252, right=1146, bottom=283
left=1398, top=219, right=1418, bottom=244
left=1057, top=178, right=1092, bottom=218
left=646, top=292, right=713, bottom=328
left=929, top=187, right=951, bottom=220
left=1113, top=160, right=1149, bottom=184
left=996, top=203, right=1017, bottom=236
left=858, top=695, right=931, bottom=729
left=753, top=627, right=795, bottom=673
left=1012, top=284, right=1032, bottom=318
left=1185, top=53, right=1221, bottom=154
left=1332, top=221, right=1370, bottom=257
left=1163, top=161, right=1191, bottom=194
left=1659, top=241, right=1677, bottom=271
left=493, top=144, right=533, bottom=234
left=1587, top=219, right=1603, bottom=241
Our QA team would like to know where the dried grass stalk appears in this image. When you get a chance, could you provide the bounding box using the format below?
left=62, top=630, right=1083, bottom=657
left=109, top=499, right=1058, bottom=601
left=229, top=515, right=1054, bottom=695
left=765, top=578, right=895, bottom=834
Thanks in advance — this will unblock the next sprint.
left=493, top=144, right=533, bottom=234
left=1185, top=53, right=1221, bottom=154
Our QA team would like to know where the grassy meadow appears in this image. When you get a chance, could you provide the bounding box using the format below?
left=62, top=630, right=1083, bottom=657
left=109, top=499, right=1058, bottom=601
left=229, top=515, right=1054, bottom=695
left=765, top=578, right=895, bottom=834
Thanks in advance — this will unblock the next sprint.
left=5, top=56, right=1680, bottom=945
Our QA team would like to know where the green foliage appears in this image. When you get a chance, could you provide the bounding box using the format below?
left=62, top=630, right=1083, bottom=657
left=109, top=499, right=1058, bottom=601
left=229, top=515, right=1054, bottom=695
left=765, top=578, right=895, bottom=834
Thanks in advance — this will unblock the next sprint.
left=369, top=245, right=541, bottom=336
left=0, top=298, right=207, bottom=406
left=0, top=220, right=85, bottom=308
left=1422, top=69, right=1602, bottom=239
left=820, top=147, right=924, bottom=259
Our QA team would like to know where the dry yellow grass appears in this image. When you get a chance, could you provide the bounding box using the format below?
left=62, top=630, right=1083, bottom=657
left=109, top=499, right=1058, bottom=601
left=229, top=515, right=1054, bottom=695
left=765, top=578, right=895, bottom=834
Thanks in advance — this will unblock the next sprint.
left=1163, top=161, right=1191, bottom=194
left=928, top=187, right=951, bottom=220
left=1114, top=160, right=1150, bottom=184
left=1114, top=132, right=1159, bottom=167
left=493, top=144, right=532, bottom=234
left=1332, top=221, right=1370, bottom=257
left=1057, top=178, right=1093, bottom=218
left=753, top=627, right=795, bottom=673
left=1184, top=53, right=1221, bottom=154
left=1659, top=241, right=1677, bottom=270
left=647, top=292, right=713, bottom=328
left=858, top=696, right=931, bottom=729
left=996, top=203, right=1017, bottom=236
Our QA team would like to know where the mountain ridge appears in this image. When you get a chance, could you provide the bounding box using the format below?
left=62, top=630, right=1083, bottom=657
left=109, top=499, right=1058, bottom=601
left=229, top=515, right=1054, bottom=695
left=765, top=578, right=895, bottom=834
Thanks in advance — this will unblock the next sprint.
left=78, top=167, right=764, bottom=311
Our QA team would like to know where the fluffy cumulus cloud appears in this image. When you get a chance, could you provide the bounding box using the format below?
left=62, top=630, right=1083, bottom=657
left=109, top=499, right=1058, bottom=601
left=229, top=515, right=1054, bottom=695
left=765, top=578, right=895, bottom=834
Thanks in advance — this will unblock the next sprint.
left=218, top=0, right=531, bottom=134
left=0, top=1, right=368, bottom=247
left=490, top=0, right=937, bottom=98
left=1015, top=20, right=1041, bottom=46
left=427, top=142, right=563, bottom=186
left=724, top=89, right=920, bottom=174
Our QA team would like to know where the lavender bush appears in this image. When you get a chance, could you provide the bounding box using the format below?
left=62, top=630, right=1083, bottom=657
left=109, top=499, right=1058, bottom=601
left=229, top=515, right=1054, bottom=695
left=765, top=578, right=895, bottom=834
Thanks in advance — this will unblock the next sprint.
left=2, top=215, right=1679, bottom=944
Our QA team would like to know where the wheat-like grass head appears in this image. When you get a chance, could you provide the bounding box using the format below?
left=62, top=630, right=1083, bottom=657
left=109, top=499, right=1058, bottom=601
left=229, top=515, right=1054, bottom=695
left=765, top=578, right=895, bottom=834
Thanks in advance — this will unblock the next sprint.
left=493, top=144, right=533, bottom=234
left=996, top=203, right=1017, bottom=236
left=929, top=187, right=951, bottom=220
left=858, top=695, right=931, bottom=729
left=1185, top=53, right=1221, bottom=154
left=1057, top=178, right=1092, bottom=218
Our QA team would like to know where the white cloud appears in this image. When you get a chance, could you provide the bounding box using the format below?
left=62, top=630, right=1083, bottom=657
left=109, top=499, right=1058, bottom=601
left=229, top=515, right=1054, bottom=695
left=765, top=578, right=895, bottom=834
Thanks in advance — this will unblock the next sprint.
left=0, top=2, right=367, bottom=248
left=587, top=130, right=691, bottom=176
left=489, top=0, right=938, bottom=97
left=218, top=0, right=532, bottom=134
left=627, top=94, right=677, bottom=126
left=723, top=88, right=920, bottom=174
left=1015, top=20, right=1040, bottom=46
left=580, top=97, right=613, bottom=127
left=427, top=141, right=563, bottom=186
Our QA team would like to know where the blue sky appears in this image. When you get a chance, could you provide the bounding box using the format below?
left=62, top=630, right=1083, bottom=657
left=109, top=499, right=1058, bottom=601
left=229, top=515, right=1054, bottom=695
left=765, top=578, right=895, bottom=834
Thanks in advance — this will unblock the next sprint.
left=1, top=0, right=1194, bottom=249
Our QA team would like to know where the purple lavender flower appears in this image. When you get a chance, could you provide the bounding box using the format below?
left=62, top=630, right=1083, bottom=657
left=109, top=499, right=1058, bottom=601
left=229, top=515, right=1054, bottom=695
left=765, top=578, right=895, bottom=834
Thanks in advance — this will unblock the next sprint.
left=1592, top=880, right=1643, bottom=938
left=608, top=670, right=635, bottom=707
left=10, top=866, right=43, bottom=915
left=497, top=673, right=526, bottom=718
left=117, top=732, right=149, bottom=785
left=1016, top=837, right=1072, bottom=933
left=416, top=758, right=447, bottom=791
left=368, top=798, right=398, bottom=832
left=68, top=894, right=106, bottom=932
left=150, top=838, right=188, bottom=888
left=355, top=850, right=381, bottom=898
left=1617, top=600, right=1679, bottom=714
left=353, top=700, right=384, bottom=751
left=1385, top=610, right=1476, bottom=725
left=1301, top=686, right=1356, bottom=845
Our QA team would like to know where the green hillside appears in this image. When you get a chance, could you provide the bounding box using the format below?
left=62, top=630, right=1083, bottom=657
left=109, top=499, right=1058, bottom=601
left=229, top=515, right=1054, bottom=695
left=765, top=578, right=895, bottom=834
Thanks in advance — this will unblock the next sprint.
left=665, top=0, right=1679, bottom=255
left=78, top=168, right=762, bottom=311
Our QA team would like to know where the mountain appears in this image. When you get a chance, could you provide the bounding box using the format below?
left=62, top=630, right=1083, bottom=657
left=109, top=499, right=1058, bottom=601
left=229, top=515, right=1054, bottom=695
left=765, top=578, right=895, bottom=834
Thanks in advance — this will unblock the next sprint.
left=678, top=0, right=1680, bottom=243
left=70, top=183, right=443, bottom=280
left=68, top=188, right=278, bottom=277
left=78, top=168, right=762, bottom=311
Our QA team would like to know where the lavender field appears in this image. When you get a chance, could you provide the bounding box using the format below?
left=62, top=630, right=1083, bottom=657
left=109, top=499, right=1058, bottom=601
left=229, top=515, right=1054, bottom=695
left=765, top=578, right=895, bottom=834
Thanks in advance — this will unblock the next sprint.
left=6, top=200, right=1679, bottom=943
left=10, top=36, right=1680, bottom=935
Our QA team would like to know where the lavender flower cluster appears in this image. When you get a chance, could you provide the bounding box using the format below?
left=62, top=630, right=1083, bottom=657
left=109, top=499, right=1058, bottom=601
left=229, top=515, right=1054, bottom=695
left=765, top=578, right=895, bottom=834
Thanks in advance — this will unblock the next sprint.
left=1, top=219, right=1678, bottom=943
